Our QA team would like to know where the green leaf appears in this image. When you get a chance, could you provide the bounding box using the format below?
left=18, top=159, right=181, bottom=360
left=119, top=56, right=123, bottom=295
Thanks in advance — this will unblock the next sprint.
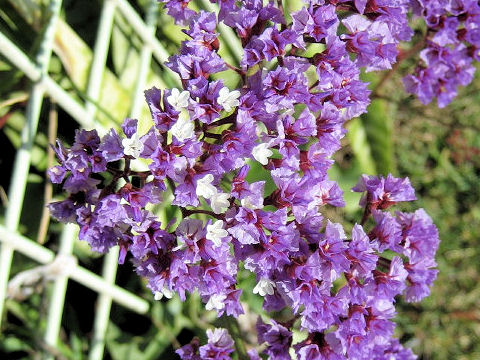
left=157, top=8, right=188, bottom=49
left=142, top=329, right=177, bottom=360
left=1, top=336, right=32, bottom=353
left=328, top=163, right=362, bottom=214
left=9, top=0, right=131, bottom=128
left=245, top=160, right=276, bottom=196
left=346, top=117, right=377, bottom=175
left=361, top=98, right=395, bottom=175
left=69, top=332, right=86, bottom=360
left=238, top=271, right=264, bottom=314
left=167, top=296, right=194, bottom=329
left=105, top=322, right=146, bottom=360
left=437, top=148, right=470, bottom=192
left=3, top=111, right=49, bottom=171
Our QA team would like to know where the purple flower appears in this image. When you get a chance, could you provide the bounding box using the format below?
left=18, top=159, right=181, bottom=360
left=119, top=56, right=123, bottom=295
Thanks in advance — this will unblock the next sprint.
left=317, top=221, right=350, bottom=281
left=176, top=338, right=201, bottom=360
left=372, top=338, right=417, bottom=360
left=98, top=129, right=124, bottom=162
left=247, top=349, right=261, bottom=360
left=403, top=3, right=478, bottom=106
left=346, top=224, right=378, bottom=278
left=199, top=328, right=235, bottom=360
left=301, top=293, right=348, bottom=332
left=256, top=318, right=292, bottom=359
left=353, top=174, right=416, bottom=210
left=396, top=209, right=440, bottom=262
left=366, top=256, right=408, bottom=300
left=160, top=0, right=195, bottom=26
left=48, top=165, right=66, bottom=184
left=294, top=333, right=344, bottom=360
left=369, top=210, right=402, bottom=252
left=48, top=199, right=78, bottom=223
left=308, top=5, right=339, bottom=42
left=404, top=257, right=439, bottom=302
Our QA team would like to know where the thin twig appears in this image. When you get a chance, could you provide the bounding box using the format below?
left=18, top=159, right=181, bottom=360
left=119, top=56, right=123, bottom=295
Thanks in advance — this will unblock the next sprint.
left=36, top=337, right=69, bottom=360
left=360, top=206, right=371, bottom=227
left=359, top=193, right=373, bottom=227
left=151, top=313, right=182, bottom=349
left=208, top=109, right=238, bottom=129
left=225, top=62, right=246, bottom=77
left=204, top=132, right=222, bottom=140
left=0, top=186, right=8, bottom=207
left=371, top=38, right=426, bottom=99
left=377, top=256, right=392, bottom=269
left=0, top=93, right=28, bottom=110
left=181, top=208, right=223, bottom=219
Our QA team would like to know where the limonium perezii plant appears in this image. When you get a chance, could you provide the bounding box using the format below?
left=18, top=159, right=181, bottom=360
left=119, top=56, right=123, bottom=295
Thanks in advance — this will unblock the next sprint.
left=48, top=0, right=480, bottom=358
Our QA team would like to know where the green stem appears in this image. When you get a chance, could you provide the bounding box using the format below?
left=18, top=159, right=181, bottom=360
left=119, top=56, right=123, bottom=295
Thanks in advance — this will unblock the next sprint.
left=181, top=208, right=223, bottom=220
left=360, top=205, right=371, bottom=226
left=222, top=315, right=249, bottom=360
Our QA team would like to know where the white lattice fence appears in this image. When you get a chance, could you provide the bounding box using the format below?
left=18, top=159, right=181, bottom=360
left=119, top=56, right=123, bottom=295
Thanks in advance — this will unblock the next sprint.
left=0, top=0, right=183, bottom=358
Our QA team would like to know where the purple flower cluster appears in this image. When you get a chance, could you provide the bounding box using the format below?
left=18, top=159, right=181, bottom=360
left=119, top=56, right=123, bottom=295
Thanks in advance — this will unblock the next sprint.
left=176, top=328, right=235, bottom=359
left=404, top=1, right=479, bottom=107
left=48, top=1, right=448, bottom=359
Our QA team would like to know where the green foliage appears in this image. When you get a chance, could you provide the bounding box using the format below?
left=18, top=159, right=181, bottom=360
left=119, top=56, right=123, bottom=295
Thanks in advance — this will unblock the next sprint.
left=361, top=98, right=395, bottom=175
left=346, top=117, right=377, bottom=175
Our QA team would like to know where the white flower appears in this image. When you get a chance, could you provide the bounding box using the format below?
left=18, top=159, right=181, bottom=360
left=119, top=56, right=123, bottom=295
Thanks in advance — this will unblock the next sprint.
left=253, top=278, right=276, bottom=297
left=206, top=328, right=232, bottom=346
left=196, top=174, right=217, bottom=199
left=205, top=293, right=226, bottom=311
left=206, top=220, right=229, bottom=247
left=154, top=285, right=174, bottom=300
left=252, top=142, right=273, bottom=165
left=217, top=87, right=241, bottom=112
left=167, top=88, right=190, bottom=110
left=122, top=133, right=144, bottom=158
left=170, top=111, right=195, bottom=141
left=282, top=108, right=295, bottom=117
left=210, top=192, right=230, bottom=214
left=241, top=197, right=263, bottom=210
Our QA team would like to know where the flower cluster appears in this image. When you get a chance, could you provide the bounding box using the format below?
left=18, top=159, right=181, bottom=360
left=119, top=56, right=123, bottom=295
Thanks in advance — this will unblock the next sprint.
left=403, top=1, right=479, bottom=107
left=47, top=0, right=449, bottom=359
left=176, top=328, right=235, bottom=359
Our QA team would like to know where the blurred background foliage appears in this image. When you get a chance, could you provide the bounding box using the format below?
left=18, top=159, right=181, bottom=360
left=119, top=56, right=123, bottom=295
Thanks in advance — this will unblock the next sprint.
left=0, top=0, right=479, bottom=359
